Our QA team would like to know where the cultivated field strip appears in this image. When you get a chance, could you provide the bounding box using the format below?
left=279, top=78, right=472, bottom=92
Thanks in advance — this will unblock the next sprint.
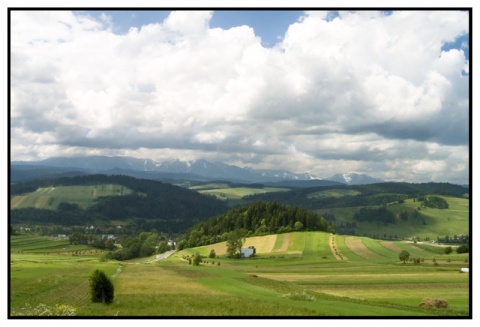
left=334, top=235, right=363, bottom=261
left=361, top=237, right=398, bottom=258
left=243, top=235, right=277, bottom=253
left=272, top=233, right=290, bottom=252
left=380, top=241, right=403, bottom=253
left=345, top=237, right=384, bottom=260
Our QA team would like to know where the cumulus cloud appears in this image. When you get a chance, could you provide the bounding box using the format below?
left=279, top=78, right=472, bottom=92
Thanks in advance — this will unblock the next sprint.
left=10, top=10, right=470, bottom=183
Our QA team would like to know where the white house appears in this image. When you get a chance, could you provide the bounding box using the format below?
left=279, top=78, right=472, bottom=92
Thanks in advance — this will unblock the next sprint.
left=240, top=248, right=254, bottom=258
left=460, top=268, right=469, bottom=273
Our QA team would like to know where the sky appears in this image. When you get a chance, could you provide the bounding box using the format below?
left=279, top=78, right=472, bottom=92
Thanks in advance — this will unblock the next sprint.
left=9, top=9, right=471, bottom=184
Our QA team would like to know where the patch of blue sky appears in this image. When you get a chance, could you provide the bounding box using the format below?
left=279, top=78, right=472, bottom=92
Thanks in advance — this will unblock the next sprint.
left=84, top=10, right=171, bottom=34
left=210, top=10, right=304, bottom=47
left=441, top=33, right=469, bottom=60
left=81, top=10, right=305, bottom=48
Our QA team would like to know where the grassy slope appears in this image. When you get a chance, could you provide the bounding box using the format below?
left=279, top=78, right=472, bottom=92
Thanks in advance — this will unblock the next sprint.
left=316, top=196, right=469, bottom=240
left=10, top=184, right=132, bottom=210
left=10, top=230, right=470, bottom=317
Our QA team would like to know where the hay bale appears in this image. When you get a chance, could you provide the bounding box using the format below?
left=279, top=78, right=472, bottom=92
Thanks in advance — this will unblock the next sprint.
left=419, top=298, right=448, bottom=309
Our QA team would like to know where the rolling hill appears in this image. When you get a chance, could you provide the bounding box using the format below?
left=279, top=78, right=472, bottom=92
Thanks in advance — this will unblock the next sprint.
left=9, top=174, right=229, bottom=233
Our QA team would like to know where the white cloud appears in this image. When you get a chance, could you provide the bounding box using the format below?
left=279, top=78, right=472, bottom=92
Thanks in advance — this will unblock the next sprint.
left=10, top=10, right=470, bottom=183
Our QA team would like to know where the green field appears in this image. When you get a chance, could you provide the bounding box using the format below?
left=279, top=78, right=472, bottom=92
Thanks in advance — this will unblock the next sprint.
left=307, top=189, right=362, bottom=199
left=315, top=196, right=469, bottom=241
left=10, top=232, right=470, bottom=317
left=10, top=184, right=132, bottom=210
left=187, top=184, right=289, bottom=207
left=198, top=186, right=288, bottom=200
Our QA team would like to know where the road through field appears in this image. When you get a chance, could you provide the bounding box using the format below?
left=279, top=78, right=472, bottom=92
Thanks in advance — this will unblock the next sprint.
left=153, top=250, right=176, bottom=262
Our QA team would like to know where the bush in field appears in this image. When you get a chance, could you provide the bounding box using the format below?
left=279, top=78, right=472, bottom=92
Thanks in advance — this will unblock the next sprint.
left=444, top=246, right=452, bottom=254
left=193, top=253, right=202, bottom=266
left=456, top=244, right=469, bottom=254
left=89, top=269, right=114, bottom=304
left=209, top=249, right=216, bottom=258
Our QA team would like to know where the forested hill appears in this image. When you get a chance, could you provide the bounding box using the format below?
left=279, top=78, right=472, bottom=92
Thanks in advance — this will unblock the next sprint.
left=243, top=182, right=469, bottom=210
left=10, top=175, right=229, bottom=233
left=179, top=201, right=334, bottom=249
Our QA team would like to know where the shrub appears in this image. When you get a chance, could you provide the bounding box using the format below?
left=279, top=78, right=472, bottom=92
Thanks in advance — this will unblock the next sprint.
left=193, top=252, right=202, bottom=266
left=457, top=244, right=469, bottom=254
left=208, top=249, right=216, bottom=258
left=89, top=269, right=114, bottom=304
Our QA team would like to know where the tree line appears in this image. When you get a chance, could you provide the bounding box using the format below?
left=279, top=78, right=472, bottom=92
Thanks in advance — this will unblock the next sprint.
left=243, top=182, right=468, bottom=210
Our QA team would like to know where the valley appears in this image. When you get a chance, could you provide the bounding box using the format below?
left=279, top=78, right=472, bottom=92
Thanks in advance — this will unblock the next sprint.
left=8, top=171, right=470, bottom=317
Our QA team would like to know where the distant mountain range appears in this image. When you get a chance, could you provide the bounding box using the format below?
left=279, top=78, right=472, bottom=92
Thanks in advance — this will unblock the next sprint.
left=11, top=155, right=386, bottom=185
left=327, top=172, right=386, bottom=185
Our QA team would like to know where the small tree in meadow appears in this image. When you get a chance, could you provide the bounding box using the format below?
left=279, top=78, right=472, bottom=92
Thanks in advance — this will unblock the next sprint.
left=399, top=250, right=410, bottom=264
left=89, top=269, right=114, bottom=304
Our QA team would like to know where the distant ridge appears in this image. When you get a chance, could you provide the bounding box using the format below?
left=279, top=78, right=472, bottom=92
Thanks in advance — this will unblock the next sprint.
left=327, top=172, right=385, bottom=185
left=12, top=155, right=384, bottom=185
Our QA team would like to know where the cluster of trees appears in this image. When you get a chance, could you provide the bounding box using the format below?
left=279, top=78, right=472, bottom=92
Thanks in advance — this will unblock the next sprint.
left=455, top=244, right=469, bottom=254
left=68, top=232, right=116, bottom=250
left=421, top=196, right=449, bottom=209
left=106, top=232, right=169, bottom=261
left=353, top=207, right=395, bottom=225
left=436, top=234, right=469, bottom=245
left=179, top=201, right=334, bottom=249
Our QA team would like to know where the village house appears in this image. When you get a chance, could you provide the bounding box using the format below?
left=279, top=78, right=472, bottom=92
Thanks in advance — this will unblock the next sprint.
left=240, top=248, right=254, bottom=258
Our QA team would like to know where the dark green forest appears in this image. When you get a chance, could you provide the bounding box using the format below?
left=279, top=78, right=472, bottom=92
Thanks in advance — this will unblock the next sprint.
left=243, top=182, right=468, bottom=210
left=179, top=201, right=334, bottom=249
left=10, top=175, right=229, bottom=233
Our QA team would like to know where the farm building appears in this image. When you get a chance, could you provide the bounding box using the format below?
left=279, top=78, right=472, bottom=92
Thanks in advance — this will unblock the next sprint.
left=240, top=248, right=254, bottom=258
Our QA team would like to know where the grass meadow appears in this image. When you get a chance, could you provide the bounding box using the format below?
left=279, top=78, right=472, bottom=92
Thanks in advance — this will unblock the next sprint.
left=10, top=184, right=132, bottom=210
left=187, top=183, right=289, bottom=207
left=315, top=196, right=469, bottom=241
left=9, top=231, right=470, bottom=317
